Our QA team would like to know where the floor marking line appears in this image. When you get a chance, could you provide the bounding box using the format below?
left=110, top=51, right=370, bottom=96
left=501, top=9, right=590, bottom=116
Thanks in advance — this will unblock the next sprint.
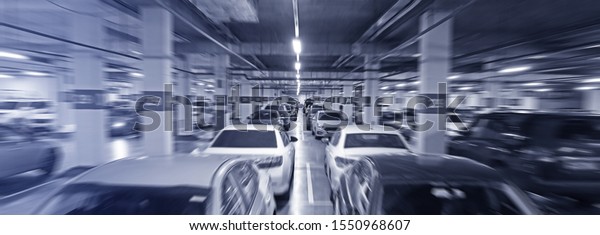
left=306, top=162, right=315, bottom=204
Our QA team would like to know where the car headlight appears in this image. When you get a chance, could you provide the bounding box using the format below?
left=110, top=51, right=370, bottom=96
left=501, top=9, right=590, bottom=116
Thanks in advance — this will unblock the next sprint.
left=255, top=156, right=283, bottom=169
left=112, top=122, right=126, bottom=128
left=334, top=156, right=356, bottom=168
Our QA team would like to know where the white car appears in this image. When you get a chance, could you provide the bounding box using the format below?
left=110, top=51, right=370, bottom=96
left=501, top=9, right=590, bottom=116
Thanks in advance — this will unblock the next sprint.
left=199, top=124, right=297, bottom=196
left=33, top=156, right=276, bottom=215
left=0, top=100, right=56, bottom=131
left=311, top=110, right=349, bottom=139
left=323, top=125, right=411, bottom=191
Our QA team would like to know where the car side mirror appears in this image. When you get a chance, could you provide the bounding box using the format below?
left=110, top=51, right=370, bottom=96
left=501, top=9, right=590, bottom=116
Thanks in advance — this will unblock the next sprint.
left=321, top=137, right=330, bottom=144
left=290, top=136, right=298, bottom=142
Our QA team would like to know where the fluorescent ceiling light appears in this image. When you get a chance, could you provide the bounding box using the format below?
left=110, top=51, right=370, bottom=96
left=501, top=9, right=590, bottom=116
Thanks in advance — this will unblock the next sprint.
left=458, top=86, right=473, bottom=91
left=498, top=66, right=531, bottom=73
left=296, top=73, right=300, bottom=79
left=412, top=81, right=421, bottom=85
left=411, top=53, right=421, bottom=57
left=129, top=72, right=144, bottom=78
left=0, top=51, right=29, bottom=60
left=22, top=71, right=49, bottom=76
left=206, top=84, right=215, bottom=88
left=583, top=78, right=600, bottom=83
left=294, top=62, right=301, bottom=71
left=395, top=83, right=406, bottom=87
left=408, top=90, right=417, bottom=94
left=448, top=75, right=460, bottom=80
left=0, top=74, right=14, bottom=79
left=535, top=88, right=553, bottom=92
left=292, top=38, right=302, bottom=54
left=575, top=86, right=597, bottom=90
left=527, top=55, right=547, bottom=59
left=584, top=44, right=600, bottom=49
left=380, top=86, right=389, bottom=90
left=130, top=50, right=143, bottom=55
left=523, top=82, right=544, bottom=87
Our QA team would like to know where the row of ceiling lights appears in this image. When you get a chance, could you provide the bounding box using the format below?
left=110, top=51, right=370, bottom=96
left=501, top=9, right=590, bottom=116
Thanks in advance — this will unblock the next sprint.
left=292, top=0, right=301, bottom=96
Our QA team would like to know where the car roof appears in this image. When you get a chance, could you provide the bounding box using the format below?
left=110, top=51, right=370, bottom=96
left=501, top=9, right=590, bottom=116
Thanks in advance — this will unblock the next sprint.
left=365, top=153, right=504, bottom=184
left=71, top=155, right=236, bottom=188
left=223, top=124, right=279, bottom=131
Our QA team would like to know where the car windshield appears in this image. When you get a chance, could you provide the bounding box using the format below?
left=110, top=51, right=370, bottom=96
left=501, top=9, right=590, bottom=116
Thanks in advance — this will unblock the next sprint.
left=38, top=184, right=210, bottom=215
left=0, top=102, right=18, bottom=110
left=212, top=130, right=277, bottom=148
left=30, top=102, right=49, bottom=109
left=264, top=105, right=279, bottom=110
left=344, top=134, right=405, bottom=149
left=318, top=112, right=347, bottom=121
left=381, top=182, right=527, bottom=215
left=194, top=101, right=209, bottom=107
left=381, top=112, right=403, bottom=121
left=310, top=107, right=324, bottom=114
left=250, top=111, right=279, bottom=119
left=555, top=118, right=600, bottom=142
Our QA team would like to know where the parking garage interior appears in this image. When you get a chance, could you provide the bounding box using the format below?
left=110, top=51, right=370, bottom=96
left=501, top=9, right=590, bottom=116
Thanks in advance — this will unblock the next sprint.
left=1, top=0, right=600, bottom=215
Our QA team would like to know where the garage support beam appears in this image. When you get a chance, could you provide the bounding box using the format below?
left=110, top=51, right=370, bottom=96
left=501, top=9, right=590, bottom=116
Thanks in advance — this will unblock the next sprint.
left=342, top=83, right=354, bottom=124
left=174, top=42, right=391, bottom=56
left=416, top=10, right=452, bottom=155
left=363, top=56, right=379, bottom=125
left=141, top=7, right=174, bottom=156
left=71, top=13, right=107, bottom=166
left=214, top=55, right=230, bottom=130
left=238, top=81, right=253, bottom=121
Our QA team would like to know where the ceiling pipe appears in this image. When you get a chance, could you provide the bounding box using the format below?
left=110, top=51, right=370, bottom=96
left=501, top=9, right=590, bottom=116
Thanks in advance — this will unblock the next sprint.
left=339, top=0, right=477, bottom=79
left=332, top=0, right=429, bottom=68
left=152, top=0, right=264, bottom=74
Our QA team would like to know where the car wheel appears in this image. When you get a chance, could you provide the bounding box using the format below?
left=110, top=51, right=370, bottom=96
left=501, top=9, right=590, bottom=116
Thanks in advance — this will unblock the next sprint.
left=40, top=149, right=59, bottom=176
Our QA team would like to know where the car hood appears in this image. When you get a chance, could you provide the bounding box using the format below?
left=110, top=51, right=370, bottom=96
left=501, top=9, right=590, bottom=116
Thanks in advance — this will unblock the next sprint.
left=344, top=148, right=411, bottom=157
left=202, top=147, right=279, bottom=156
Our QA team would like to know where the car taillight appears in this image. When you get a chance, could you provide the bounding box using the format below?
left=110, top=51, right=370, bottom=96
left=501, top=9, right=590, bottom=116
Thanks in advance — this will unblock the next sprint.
left=255, top=156, right=283, bottom=169
left=335, top=157, right=356, bottom=168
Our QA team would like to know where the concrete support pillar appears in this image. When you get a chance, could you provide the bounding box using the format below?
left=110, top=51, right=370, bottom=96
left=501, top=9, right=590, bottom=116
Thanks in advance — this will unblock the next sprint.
left=214, top=55, right=230, bottom=130
left=342, top=84, right=353, bottom=123
left=141, top=7, right=173, bottom=156
left=239, top=81, right=253, bottom=120
left=57, top=73, right=74, bottom=128
left=582, top=90, right=600, bottom=113
left=416, top=10, right=452, bottom=154
left=484, top=81, right=502, bottom=108
left=363, top=56, right=379, bottom=125
left=71, top=13, right=107, bottom=166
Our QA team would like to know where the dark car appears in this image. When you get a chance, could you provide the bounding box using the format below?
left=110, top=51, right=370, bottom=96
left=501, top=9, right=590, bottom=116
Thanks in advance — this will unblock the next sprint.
left=378, top=110, right=403, bottom=130
left=263, top=105, right=291, bottom=130
left=333, top=153, right=539, bottom=215
left=108, top=108, right=140, bottom=137
left=448, top=111, right=600, bottom=203
left=246, top=110, right=283, bottom=127
left=303, top=98, right=314, bottom=114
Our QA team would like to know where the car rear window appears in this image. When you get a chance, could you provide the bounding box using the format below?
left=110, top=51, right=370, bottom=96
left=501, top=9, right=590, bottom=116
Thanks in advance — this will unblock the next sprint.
left=381, top=183, right=525, bottom=215
left=318, top=112, right=347, bottom=121
left=344, top=134, right=405, bottom=149
left=250, top=111, right=279, bottom=119
left=0, top=102, right=18, bottom=110
left=212, top=130, right=277, bottom=148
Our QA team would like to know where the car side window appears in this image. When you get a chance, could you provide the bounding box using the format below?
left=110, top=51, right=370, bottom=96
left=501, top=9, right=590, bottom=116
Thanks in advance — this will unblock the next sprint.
left=221, top=174, right=247, bottom=215
left=0, top=127, right=25, bottom=143
left=330, top=132, right=341, bottom=146
left=280, top=131, right=290, bottom=146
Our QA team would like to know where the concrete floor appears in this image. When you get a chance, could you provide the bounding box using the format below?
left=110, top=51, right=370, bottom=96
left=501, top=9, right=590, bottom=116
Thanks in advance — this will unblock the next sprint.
left=0, top=113, right=598, bottom=214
